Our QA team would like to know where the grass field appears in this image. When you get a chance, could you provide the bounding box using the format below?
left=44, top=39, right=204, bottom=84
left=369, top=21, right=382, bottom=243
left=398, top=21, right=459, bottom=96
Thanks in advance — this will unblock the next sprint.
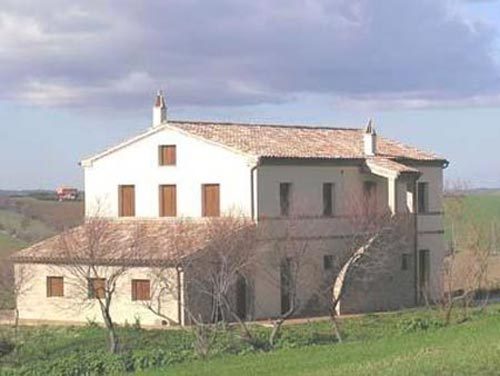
left=1, top=305, right=499, bottom=375
left=0, top=196, right=83, bottom=256
left=0, top=233, right=26, bottom=257
left=139, top=313, right=500, bottom=376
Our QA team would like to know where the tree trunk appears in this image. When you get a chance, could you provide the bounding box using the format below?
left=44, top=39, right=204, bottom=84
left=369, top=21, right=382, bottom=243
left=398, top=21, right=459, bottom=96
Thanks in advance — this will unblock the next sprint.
left=269, top=318, right=284, bottom=348
left=330, top=310, right=343, bottom=343
left=14, top=308, right=19, bottom=330
left=100, top=304, right=119, bottom=354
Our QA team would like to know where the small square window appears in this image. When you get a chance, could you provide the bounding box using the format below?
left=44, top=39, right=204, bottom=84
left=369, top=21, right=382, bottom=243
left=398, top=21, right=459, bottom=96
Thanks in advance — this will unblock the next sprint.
left=47, top=276, right=64, bottom=297
left=88, top=278, right=106, bottom=299
left=131, top=279, right=151, bottom=301
left=324, top=255, right=334, bottom=270
left=159, top=145, right=176, bottom=166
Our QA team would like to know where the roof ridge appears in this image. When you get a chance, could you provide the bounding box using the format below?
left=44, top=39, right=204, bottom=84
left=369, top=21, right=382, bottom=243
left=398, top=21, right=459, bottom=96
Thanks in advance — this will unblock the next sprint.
left=169, top=119, right=362, bottom=131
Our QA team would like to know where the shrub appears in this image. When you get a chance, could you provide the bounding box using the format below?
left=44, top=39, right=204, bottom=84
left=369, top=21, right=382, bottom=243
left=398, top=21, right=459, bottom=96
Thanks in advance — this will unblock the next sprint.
left=398, top=317, right=443, bottom=333
left=0, top=339, right=15, bottom=358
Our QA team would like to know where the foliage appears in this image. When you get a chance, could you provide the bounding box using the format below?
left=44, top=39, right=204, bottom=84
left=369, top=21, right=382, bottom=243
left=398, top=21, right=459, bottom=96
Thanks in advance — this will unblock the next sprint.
left=397, top=317, right=443, bottom=333
left=140, top=308, right=500, bottom=376
left=1, top=305, right=495, bottom=375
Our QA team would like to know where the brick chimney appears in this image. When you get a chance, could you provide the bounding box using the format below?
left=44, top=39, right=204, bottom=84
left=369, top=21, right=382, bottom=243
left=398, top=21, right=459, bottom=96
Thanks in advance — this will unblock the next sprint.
left=364, top=119, right=377, bottom=156
left=153, top=90, right=167, bottom=127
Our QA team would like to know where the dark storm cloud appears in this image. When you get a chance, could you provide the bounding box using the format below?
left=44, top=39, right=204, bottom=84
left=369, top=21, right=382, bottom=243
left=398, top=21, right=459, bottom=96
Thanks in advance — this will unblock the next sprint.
left=0, top=0, right=498, bottom=109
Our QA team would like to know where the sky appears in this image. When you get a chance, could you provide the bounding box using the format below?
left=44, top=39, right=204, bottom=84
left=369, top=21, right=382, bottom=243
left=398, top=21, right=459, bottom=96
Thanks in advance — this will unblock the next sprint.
left=1, top=0, right=500, bottom=190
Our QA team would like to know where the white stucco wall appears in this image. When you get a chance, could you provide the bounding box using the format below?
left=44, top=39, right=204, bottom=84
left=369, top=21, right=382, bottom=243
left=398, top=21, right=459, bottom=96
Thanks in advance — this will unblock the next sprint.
left=84, top=127, right=254, bottom=218
left=16, top=264, right=181, bottom=327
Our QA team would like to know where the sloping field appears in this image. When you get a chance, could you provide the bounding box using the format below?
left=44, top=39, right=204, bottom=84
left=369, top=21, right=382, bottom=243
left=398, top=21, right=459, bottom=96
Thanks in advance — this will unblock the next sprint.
left=140, top=312, right=500, bottom=376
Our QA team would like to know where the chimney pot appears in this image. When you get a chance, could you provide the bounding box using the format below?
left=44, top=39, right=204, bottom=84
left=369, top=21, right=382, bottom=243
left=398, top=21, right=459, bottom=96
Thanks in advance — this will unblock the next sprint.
left=152, top=90, right=167, bottom=127
left=364, top=119, right=377, bottom=156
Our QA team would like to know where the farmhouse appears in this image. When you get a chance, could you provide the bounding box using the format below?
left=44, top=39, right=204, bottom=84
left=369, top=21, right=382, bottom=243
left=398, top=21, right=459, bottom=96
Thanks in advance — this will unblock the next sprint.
left=12, top=92, right=448, bottom=326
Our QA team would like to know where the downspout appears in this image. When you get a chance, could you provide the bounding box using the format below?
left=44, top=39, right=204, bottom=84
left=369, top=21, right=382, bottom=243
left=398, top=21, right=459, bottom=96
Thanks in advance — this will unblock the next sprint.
left=250, top=158, right=260, bottom=221
left=176, top=265, right=184, bottom=326
left=413, top=175, right=420, bottom=306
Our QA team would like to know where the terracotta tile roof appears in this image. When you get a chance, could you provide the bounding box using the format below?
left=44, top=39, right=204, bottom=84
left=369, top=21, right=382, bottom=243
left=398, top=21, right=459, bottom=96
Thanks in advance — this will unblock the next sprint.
left=169, top=121, right=445, bottom=162
left=81, top=120, right=446, bottom=166
left=12, top=220, right=219, bottom=266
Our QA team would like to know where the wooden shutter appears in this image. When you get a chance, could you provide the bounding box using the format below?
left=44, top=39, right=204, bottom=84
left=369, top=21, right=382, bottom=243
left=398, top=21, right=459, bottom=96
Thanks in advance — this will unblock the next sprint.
left=202, top=184, right=220, bottom=217
left=160, top=185, right=177, bottom=217
left=131, top=280, right=151, bottom=301
left=119, top=185, right=135, bottom=217
left=159, top=145, right=176, bottom=166
left=89, top=278, right=106, bottom=299
left=47, top=276, right=64, bottom=297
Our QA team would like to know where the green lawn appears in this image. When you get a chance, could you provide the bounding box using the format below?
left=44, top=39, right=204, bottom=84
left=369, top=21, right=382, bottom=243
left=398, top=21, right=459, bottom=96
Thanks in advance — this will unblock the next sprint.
left=1, top=306, right=500, bottom=375
left=140, top=311, right=500, bottom=376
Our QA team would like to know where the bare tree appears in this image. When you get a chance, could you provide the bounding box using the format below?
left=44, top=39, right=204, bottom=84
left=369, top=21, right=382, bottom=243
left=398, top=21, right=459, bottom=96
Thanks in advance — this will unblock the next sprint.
left=441, top=181, right=495, bottom=324
left=143, top=214, right=260, bottom=355
left=56, top=216, right=144, bottom=354
left=256, top=209, right=319, bottom=348
left=325, top=188, right=413, bottom=343
left=0, top=260, right=33, bottom=330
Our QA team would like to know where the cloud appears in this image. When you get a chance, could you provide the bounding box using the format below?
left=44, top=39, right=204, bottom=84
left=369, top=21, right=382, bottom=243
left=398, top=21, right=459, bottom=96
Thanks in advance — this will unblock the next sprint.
left=0, top=0, right=499, bottom=110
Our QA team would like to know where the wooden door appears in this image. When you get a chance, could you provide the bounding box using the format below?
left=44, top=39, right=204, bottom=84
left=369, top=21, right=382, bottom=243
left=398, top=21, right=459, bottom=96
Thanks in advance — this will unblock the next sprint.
left=119, top=185, right=135, bottom=217
left=202, top=184, right=220, bottom=217
left=160, top=185, right=177, bottom=217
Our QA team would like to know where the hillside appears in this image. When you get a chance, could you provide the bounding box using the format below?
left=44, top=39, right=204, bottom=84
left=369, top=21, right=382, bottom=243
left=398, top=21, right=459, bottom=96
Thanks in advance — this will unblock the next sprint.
left=0, top=196, right=84, bottom=257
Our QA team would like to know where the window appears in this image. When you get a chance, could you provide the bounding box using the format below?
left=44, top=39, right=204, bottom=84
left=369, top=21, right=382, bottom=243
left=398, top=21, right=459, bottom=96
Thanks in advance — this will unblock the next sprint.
left=323, top=255, right=334, bottom=270
left=323, top=183, right=335, bottom=217
left=46, top=276, right=64, bottom=297
left=202, top=184, right=220, bottom=217
left=119, top=185, right=135, bottom=217
left=88, top=278, right=106, bottom=299
left=418, top=249, right=430, bottom=301
left=363, top=181, right=377, bottom=215
left=159, top=185, right=177, bottom=217
left=280, top=258, right=292, bottom=315
left=131, top=279, right=151, bottom=301
left=159, top=145, right=176, bottom=166
left=401, top=254, right=410, bottom=271
left=280, top=183, right=292, bottom=217
left=418, top=182, right=429, bottom=213
left=235, top=274, right=247, bottom=320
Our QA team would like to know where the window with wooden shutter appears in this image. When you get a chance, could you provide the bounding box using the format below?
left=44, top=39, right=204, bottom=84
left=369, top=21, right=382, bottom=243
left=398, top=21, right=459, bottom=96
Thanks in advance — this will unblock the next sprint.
left=131, top=279, right=151, bottom=301
left=159, top=185, right=177, bottom=217
left=202, top=184, right=220, bottom=217
left=88, top=278, right=106, bottom=299
left=119, top=185, right=135, bottom=217
left=47, top=276, right=64, bottom=297
left=159, top=145, right=176, bottom=166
